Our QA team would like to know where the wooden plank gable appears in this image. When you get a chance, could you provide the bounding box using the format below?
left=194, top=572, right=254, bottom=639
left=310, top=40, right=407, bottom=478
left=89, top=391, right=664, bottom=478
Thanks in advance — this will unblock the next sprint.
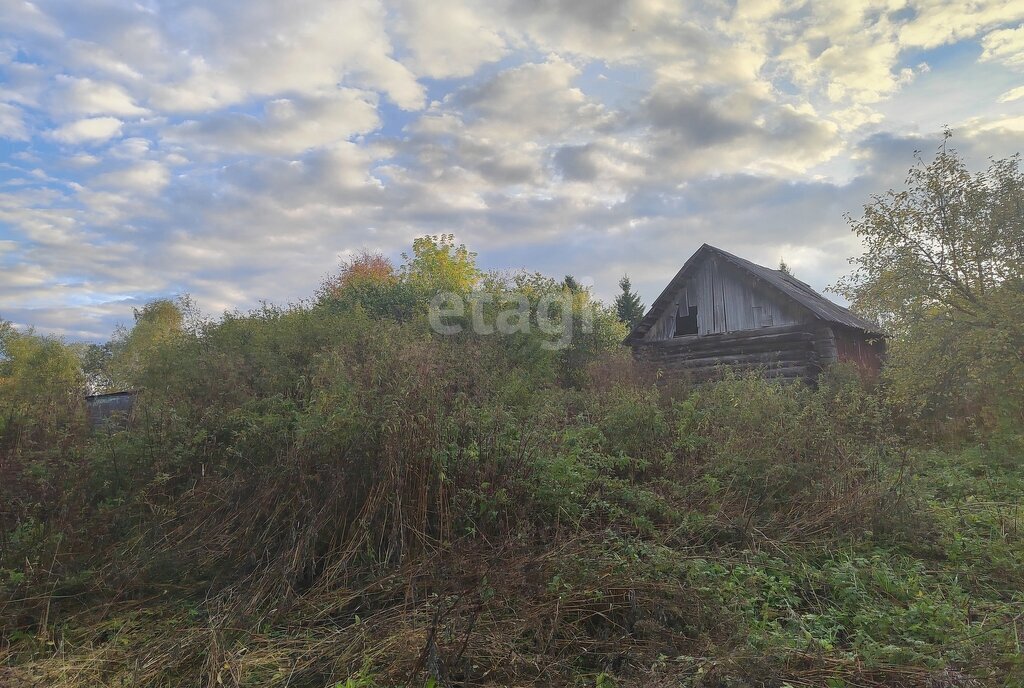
left=643, top=256, right=808, bottom=341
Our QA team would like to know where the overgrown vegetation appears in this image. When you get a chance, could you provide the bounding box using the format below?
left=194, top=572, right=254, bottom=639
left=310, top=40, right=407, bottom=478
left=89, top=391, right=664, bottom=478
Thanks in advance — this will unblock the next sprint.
left=2, top=143, right=1023, bottom=687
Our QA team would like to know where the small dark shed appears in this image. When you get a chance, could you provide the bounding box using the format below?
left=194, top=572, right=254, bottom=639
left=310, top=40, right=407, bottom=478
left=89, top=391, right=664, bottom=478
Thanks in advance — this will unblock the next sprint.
left=85, top=390, right=137, bottom=429
left=624, top=244, right=885, bottom=383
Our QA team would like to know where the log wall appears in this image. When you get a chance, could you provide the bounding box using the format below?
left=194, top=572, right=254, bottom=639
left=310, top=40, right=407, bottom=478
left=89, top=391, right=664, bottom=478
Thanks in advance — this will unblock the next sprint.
left=631, top=323, right=837, bottom=383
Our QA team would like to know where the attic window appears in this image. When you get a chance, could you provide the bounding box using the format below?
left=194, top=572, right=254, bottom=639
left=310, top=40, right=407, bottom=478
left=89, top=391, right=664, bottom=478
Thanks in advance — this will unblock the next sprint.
left=675, top=306, right=698, bottom=336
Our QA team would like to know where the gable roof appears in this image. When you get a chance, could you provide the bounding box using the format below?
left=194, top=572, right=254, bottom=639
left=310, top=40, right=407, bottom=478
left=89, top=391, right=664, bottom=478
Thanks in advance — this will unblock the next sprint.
left=625, top=244, right=884, bottom=343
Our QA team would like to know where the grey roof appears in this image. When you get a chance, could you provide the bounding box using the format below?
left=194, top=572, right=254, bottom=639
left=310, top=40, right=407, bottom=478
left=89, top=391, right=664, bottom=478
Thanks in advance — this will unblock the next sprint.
left=625, top=244, right=884, bottom=342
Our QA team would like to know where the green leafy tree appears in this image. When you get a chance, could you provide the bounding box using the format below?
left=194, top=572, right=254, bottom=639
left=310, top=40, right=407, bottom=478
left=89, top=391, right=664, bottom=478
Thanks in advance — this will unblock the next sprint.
left=778, top=258, right=792, bottom=275
left=559, top=293, right=627, bottom=388
left=0, top=324, right=84, bottom=420
left=108, top=298, right=189, bottom=388
left=613, top=275, right=645, bottom=329
left=835, top=132, right=1024, bottom=423
left=79, top=342, right=114, bottom=393
left=401, top=234, right=479, bottom=297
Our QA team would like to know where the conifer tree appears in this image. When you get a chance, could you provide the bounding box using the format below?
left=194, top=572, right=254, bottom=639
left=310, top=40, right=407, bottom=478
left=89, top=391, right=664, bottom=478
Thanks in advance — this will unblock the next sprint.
left=614, top=275, right=645, bottom=328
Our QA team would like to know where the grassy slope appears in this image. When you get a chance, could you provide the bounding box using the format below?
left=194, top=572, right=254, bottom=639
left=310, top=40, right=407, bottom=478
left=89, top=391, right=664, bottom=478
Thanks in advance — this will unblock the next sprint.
left=6, top=448, right=1021, bottom=687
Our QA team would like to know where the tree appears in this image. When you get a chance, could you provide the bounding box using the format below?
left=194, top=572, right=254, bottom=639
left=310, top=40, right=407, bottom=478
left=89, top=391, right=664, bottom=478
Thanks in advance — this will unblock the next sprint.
left=324, top=251, right=397, bottom=294
left=613, top=275, right=646, bottom=329
left=108, top=298, right=189, bottom=388
left=778, top=258, right=792, bottom=275
left=318, top=251, right=417, bottom=320
left=401, top=234, right=479, bottom=296
left=835, top=132, right=1024, bottom=423
left=0, top=325, right=84, bottom=420
left=79, top=342, right=114, bottom=393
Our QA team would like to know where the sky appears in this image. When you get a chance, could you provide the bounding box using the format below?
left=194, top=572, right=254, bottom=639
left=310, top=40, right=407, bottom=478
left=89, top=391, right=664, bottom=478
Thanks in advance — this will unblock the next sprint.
left=1, top=0, right=1024, bottom=341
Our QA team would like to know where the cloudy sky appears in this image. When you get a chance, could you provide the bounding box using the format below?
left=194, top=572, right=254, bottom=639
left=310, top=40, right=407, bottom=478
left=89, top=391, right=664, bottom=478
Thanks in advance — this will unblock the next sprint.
left=2, top=0, right=1024, bottom=340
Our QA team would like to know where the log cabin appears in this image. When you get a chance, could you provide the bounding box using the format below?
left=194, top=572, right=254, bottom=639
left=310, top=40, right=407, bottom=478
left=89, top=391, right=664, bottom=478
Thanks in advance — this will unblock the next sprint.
left=624, top=244, right=885, bottom=383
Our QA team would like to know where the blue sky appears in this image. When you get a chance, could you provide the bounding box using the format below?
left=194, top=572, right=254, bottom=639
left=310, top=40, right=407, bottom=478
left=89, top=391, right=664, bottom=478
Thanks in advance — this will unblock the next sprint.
left=1, top=0, right=1023, bottom=340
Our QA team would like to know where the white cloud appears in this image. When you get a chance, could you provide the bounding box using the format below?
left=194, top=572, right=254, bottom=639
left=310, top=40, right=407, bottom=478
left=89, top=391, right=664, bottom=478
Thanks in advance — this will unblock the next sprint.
left=0, top=102, right=28, bottom=140
left=391, top=0, right=507, bottom=78
left=163, top=90, right=380, bottom=155
left=997, top=85, right=1024, bottom=102
left=108, top=137, right=152, bottom=159
left=970, top=115, right=1024, bottom=133
left=67, top=153, right=100, bottom=166
left=47, top=116, right=123, bottom=144
left=899, top=2, right=1024, bottom=49
left=52, top=76, right=149, bottom=116
left=980, top=25, right=1024, bottom=68
left=148, top=0, right=425, bottom=111
left=64, top=39, right=144, bottom=81
left=216, top=142, right=384, bottom=207
left=451, top=57, right=607, bottom=140
left=637, top=79, right=842, bottom=176
left=0, top=60, right=48, bottom=107
left=0, top=0, right=63, bottom=38
left=754, top=2, right=912, bottom=106
left=93, top=161, right=170, bottom=194
left=497, top=0, right=716, bottom=64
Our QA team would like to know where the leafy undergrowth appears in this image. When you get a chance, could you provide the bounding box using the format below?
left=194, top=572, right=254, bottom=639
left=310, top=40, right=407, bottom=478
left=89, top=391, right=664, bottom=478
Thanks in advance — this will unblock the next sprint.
left=2, top=304, right=1023, bottom=687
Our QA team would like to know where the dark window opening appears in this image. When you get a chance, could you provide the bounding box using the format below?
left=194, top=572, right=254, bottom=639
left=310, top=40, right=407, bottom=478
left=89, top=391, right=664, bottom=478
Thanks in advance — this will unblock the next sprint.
left=675, top=306, right=698, bottom=336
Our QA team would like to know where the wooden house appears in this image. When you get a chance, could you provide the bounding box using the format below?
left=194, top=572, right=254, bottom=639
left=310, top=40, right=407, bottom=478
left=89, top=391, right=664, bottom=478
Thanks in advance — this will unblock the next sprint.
left=624, top=244, right=885, bottom=383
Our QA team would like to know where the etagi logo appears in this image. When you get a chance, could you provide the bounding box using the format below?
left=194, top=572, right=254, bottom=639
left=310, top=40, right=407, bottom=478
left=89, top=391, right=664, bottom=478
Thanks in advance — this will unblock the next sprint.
left=428, top=283, right=595, bottom=350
